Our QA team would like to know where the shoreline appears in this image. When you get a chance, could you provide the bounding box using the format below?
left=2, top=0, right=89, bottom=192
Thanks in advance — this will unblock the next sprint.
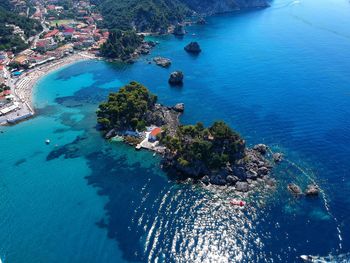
left=14, top=52, right=96, bottom=110
left=0, top=52, right=96, bottom=126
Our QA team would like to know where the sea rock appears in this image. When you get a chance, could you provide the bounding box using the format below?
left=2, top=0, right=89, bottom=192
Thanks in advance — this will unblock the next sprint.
left=273, top=153, right=283, bottom=163
left=169, top=71, right=184, bottom=85
left=287, top=183, right=302, bottom=195
left=235, top=182, right=250, bottom=192
left=246, top=169, right=258, bottom=180
left=184, top=42, right=202, bottom=54
left=173, top=103, right=185, bottom=112
left=257, top=166, right=269, bottom=176
left=201, top=175, right=210, bottom=185
left=305, top=184, right=320, bottom=196
left=210, top=173, right=227, bottom=185
left=153, top=57, right=171, bottom=67
left=253, top=144, right=268, bottom=155
left=226, top=175, right=239, bottom=185
left=173, top=24, right=186, bottom=36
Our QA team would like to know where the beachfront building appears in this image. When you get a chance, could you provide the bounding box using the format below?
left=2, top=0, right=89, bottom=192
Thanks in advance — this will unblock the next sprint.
left=36, top=38, right=58, bottom=53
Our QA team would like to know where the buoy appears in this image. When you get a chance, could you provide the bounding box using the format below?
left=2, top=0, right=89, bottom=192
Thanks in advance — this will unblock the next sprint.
left=230, top=200, right=246, bottom=207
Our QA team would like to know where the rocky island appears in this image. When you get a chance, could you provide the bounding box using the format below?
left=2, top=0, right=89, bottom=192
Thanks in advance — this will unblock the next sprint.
left=184, top=42, right=202, bottom=54
left=97, top=81, right=277, bottom=191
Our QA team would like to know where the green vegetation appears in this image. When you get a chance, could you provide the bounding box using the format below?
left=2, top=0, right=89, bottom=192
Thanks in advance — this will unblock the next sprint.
left=92, top=0, right=190, bottom=32
left=160, top=121, right=246, bottom=170
left=97, top=81, right=157, bottom=130
left=0, top=83, right=11, bottom=93
left=100, top=30, right=143, bottom=60
left=0, top=0, right=42, bottom=53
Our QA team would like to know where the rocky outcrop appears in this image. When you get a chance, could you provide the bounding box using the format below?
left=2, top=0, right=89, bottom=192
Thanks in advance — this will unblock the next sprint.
left=173, top=103, right=185, bottom=112
left=288, top=183, right=302, bottom=195
left=169, top=71, right=184, bottom=85
left=163, top=143, right=274, bottom=191
left=184, top=42, right=202, bottom=54
left=145, top=104, right=182, bottom=136
left=153, top=57, right=171, bottom=67
left=173, top=24, right=186, bottom=36
left=253, top=144, right=268, bottom=155
left=305, top=184, right=320, bottom=196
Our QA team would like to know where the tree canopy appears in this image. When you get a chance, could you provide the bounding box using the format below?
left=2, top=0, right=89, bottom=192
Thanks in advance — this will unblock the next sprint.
left=0, top=1, right=42, bottom=53
left=91, top=0, right=190, bottom=32
left=97, top=81, right=157, bottom=131
left=100, top=30, right=143, bottom=60
left=160, top=121, right=246, bottom=170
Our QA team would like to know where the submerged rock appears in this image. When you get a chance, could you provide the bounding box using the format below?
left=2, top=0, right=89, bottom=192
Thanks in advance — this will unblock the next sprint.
left=168, top=71, right=184, bottom=85
left=184, top=42, right=202, bottom=54
left=153, top=57, right=171, bottom=67
left=288, top=183, right=302, bottom=195
left=273, top=153, right=283, bottom=163
left=305, top=184, right=320, bottom=196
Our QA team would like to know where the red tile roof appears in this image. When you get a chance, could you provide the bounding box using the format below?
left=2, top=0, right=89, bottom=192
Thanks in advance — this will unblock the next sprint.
left=150, top=128, right=162, bottom=136
left=44, top=29, right=59, bottom=38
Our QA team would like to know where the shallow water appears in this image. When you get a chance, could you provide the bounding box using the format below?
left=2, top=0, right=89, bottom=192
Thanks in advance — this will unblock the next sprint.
left=1, top=0, right=350, bottom=262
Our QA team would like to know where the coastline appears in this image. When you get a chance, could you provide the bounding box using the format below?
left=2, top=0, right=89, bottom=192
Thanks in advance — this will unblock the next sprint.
left=15, top=52, right=96, bottom=110
left=0, top=52, right=96, bottom=126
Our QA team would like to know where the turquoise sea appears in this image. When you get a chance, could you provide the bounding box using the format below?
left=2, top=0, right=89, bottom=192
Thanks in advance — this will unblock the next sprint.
left=1, top=0, right=350, bottom=261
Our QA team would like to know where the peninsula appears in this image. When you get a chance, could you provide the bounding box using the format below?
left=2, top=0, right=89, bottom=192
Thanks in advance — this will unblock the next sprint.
left=97, top=81, right=276, bottom=191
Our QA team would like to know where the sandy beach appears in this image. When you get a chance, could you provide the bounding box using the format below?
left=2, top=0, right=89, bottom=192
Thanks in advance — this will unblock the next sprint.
left=13, top=52, right=96, bottom=112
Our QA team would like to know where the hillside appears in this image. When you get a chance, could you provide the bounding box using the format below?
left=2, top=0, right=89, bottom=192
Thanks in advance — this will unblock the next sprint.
left=93, top=0, right=269, bottom=32
left=0, top=0, right=42, bottom=53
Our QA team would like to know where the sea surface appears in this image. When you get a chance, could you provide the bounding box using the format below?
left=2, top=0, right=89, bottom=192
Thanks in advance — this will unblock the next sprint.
left=1, top=0, right=350, bottom=262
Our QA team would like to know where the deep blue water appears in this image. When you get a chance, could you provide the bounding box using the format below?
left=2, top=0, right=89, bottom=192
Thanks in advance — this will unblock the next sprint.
left=1, top=0, right=350, bottom=262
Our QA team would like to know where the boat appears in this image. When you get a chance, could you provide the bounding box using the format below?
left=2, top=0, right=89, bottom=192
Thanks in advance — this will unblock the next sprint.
left=153, top=152, right=156, bottom=157
left=230, top=200, right=246, bottom=207
left=45, top=139, right=50, bottom=145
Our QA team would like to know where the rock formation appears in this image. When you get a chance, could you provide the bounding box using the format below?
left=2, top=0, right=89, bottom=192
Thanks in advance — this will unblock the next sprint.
left=169, top=71, right=184, bottom=85
left=184, top=42, right=202, bottom=53
left=173, top=103, right=185, bottom=112
left=288, top=183, right=302, bottom=195
left=153, top=57, right=172, bottom=67
left=305, top=184, right=320, bottom=196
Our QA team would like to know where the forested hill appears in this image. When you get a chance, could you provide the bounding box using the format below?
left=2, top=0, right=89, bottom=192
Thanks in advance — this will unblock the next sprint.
left=0, top=0, right=42, bottom=53
left=92, top=0, right=190, bottom=33
left=93, top=0, right=269, bottom=32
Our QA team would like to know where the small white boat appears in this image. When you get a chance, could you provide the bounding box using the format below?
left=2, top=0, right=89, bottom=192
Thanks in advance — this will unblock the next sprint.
left=45, top=139, right=50, bottom=145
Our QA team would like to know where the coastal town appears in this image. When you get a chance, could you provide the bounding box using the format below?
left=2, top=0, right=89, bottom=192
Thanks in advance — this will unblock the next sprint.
left=0, top=0, right=108, bottom=125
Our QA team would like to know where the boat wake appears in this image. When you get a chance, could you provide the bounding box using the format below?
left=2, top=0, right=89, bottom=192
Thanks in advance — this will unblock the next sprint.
left=300, top=253, right=350, bottom=262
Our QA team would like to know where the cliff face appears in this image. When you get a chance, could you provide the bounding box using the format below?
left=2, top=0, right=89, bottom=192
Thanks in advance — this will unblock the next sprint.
left=181, top=0, right=269, bottom=15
